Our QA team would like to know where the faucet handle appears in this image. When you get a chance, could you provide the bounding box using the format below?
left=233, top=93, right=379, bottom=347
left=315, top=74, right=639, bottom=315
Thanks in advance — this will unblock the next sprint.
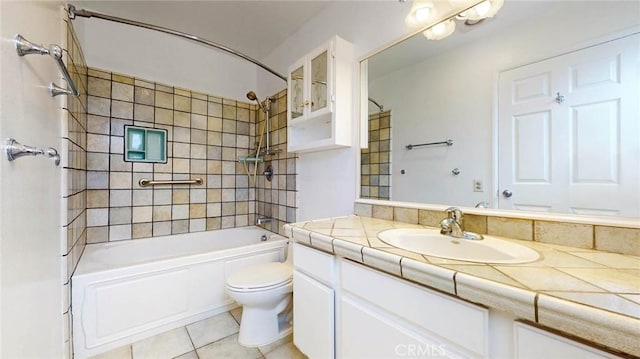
left=445, top=207, right=463, bottom=221
left=439, top=218, right=453, bottom=234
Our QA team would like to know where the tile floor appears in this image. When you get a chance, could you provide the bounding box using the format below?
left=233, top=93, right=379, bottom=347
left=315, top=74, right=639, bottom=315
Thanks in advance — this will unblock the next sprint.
left=90, top=308, right=307, bottom=359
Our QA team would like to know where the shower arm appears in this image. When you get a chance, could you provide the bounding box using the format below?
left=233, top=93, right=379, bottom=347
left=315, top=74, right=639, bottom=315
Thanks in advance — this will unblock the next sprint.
left=66, top=4, right=287, bottom=82
left=368, top=97, right=384, bottom=112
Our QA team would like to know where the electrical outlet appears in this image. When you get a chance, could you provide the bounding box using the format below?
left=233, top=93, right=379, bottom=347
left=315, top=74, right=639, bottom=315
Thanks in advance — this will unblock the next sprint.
left=473, top=179, right=483, bottom=192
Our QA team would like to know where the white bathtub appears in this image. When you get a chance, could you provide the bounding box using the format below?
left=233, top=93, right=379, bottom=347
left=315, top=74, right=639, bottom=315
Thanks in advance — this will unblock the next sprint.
left=72, top=226, right=287, bottom=358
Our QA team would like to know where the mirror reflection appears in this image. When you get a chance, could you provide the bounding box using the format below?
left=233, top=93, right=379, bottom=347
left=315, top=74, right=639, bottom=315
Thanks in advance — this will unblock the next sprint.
left=361, top=0, right=639, bottom=218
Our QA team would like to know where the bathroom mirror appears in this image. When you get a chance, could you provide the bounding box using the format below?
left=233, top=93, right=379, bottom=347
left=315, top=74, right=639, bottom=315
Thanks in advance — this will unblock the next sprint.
left=360, top=0, right=640, bottom=218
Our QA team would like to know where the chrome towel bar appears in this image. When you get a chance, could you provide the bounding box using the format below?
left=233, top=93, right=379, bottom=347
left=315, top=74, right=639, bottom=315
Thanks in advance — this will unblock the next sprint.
left=405, top=139, right=453, bottom=150
left=138, top=178, right=203, bottom=187
left=15, top=34, right=80, bottom=97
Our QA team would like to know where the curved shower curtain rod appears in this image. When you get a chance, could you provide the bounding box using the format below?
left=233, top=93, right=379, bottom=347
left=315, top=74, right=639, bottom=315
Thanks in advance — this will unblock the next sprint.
left=66, top=4, right=287, bottom=82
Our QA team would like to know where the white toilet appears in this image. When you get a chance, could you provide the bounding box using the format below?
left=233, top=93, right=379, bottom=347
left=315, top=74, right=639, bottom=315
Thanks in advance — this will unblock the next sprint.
left=225, top=242, right=293, bottom=347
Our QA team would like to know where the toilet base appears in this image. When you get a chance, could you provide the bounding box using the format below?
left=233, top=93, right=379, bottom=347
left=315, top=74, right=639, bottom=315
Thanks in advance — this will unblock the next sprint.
left=237, top=296, right=293, bottom=348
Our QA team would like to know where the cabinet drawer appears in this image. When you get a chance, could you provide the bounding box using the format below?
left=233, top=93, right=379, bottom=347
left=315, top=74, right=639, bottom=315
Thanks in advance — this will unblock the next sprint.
left=514, top=322, right=623, bottom=359
left=293, top=243, right=334, bottom=285
left=341, top=296, right=465, bottom=359
left=341, top=259, right=489, bottom=357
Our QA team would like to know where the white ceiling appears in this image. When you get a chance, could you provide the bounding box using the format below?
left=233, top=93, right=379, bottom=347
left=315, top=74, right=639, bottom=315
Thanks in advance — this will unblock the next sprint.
left=70, top=0, right=331, bottom=60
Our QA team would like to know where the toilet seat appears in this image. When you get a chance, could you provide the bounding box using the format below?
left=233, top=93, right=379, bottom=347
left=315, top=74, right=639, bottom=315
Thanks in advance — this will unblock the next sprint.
left=227, top=262, right=292, bottom=291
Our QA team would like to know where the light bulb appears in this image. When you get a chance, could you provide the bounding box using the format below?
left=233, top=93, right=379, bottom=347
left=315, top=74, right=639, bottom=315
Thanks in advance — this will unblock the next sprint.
left=464, top=0, right=503, bottom=20
left=414, top=7, right=431, bottom=22
left=405, top=1, right=435, bottom=27
left=423, top=19, right=456, bottom=40
left=474, top=1, right=491, bottom=17
left=431, top=22, right=447, bottom=35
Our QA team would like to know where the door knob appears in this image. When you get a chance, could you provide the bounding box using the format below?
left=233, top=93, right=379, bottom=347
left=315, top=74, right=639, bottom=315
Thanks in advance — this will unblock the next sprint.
left=502, top=189, right=513, bottom=198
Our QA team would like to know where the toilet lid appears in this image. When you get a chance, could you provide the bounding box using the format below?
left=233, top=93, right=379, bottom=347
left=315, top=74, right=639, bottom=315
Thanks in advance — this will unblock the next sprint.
left=227, top=262, right=292, bottom=290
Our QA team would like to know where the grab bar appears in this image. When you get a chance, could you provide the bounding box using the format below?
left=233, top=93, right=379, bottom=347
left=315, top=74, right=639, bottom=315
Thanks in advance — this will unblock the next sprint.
left=138, top=178, right=203, bottom=187
left=405, top=139, right=453, bottom=150
left=15, top=34, right=80, bottom=97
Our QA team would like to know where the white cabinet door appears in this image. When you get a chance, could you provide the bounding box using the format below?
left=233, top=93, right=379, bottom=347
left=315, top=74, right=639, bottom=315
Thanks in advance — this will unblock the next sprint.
left=340, top=296, right=465, bottom=359
left=498, top=34, right=639, bottom=216
left=514, top=322, right=623, bottom=359
left=293, top=270, right=334, bottom=359
left=287, top=36, right=353, bottom=153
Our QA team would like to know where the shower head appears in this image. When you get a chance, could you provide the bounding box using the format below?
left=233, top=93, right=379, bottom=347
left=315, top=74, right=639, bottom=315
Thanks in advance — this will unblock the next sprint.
left=246, top=91, right=258, bottom=101
left=246, top=90, right=273, bottom=113
left=246, top=90, right=265, bottom=111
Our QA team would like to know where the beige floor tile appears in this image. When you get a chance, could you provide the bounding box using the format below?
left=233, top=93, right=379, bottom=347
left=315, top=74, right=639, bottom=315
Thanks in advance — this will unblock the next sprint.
left=89, top=345, right=132, bottom=359
left=258, top=334, right=292, bottom=356
left=196, top=334, right=262, bottom=359
left=230, top=306, right=243, bottom=324
left=173, top=351, right=198, bottom=359
left=263, top=341, right=307, bottom=359
left=132, top=327, right=193, bottom=359
left=186, top=312, right=240, bottom=348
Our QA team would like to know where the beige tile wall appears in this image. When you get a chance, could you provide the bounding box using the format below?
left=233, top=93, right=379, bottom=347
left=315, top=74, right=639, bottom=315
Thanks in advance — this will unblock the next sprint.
left=85, top=69, right=297, bottom=242
left=63, top=16, right=88, bottom=358
left=253, top=90, right=298, bottom=235
left=361, top=110, right=391, bottom=200
left=354, top=202, right=640, bottom=256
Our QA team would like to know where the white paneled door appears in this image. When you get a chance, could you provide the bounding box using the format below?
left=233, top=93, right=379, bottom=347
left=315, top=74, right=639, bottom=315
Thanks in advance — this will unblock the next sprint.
left=498, top=34, right=639, bottom=217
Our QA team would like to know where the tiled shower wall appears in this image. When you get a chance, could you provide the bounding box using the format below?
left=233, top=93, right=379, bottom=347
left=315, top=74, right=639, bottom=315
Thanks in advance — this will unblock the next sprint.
left=85, top=68, right=296, bottom=242
left=254, top=89, right=297, bottom=235
left=361, top=110, right=391, bottom=200
left=63, top=16, right=88, bottom=357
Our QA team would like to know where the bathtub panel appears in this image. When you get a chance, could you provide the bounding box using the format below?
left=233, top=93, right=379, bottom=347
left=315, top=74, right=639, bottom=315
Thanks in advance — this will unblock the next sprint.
left=93, top=269, right=190, bottom=339
left=72, top=228, right=288, bottom=358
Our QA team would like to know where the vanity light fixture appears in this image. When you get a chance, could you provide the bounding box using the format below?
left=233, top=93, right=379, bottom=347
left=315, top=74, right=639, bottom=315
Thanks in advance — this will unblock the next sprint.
left=420, top=0, right=503, bottom=40
left=405, top=1, right=436, bottom=27
left=423, top=19, right=456, bottom=40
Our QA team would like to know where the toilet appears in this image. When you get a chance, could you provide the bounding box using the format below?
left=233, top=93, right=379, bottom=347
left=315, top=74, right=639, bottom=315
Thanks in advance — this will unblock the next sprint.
left=225, top=242, right=293, bottom=347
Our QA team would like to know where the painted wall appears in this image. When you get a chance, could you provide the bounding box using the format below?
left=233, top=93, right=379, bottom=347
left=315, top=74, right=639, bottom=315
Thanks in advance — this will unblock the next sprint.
left=369, top=2, right=640, bottom=207
left=0, top=1, right=68, bottom=357
left=260, top=1, right=420, bottom=220
left=74, top=17, right=259, bottom=102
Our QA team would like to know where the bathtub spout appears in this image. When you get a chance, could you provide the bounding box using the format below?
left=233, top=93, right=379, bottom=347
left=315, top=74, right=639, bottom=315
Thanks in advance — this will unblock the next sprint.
left=256, top=217, right=272, bottom=225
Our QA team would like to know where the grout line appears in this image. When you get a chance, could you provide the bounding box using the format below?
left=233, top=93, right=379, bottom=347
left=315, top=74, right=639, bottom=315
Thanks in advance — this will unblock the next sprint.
left=453, top=271, right=458, bottom=296
left=534, top=293, right=539, bottom=322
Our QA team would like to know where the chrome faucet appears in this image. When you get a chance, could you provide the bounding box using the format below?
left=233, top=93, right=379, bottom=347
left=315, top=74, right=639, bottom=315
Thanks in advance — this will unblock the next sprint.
left=439, top=207, right=483, bottom=240
left=256, top=217, right=272, bottom=225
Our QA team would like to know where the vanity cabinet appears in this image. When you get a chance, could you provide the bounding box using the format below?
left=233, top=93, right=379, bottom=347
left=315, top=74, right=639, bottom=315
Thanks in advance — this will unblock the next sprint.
left=287, top=36, right=353, bottom=153
left=292, top=243, right=335, bottom=358
left=290, top=241, right=626, bottom=358
left=339, top=259, right=489, bottom=358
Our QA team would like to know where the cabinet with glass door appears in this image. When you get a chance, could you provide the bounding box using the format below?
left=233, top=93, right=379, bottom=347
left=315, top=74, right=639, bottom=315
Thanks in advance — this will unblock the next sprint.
left=287, top=36, right=353, bottom=153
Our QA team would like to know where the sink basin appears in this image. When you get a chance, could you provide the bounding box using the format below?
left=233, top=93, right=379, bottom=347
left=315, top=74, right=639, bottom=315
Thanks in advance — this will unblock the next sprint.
left=378, top=228, right=539, bottom=264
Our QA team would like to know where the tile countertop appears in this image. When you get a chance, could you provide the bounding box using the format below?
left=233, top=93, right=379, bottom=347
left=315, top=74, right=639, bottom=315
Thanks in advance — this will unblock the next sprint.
left=284, top=215, right=640, bottom=357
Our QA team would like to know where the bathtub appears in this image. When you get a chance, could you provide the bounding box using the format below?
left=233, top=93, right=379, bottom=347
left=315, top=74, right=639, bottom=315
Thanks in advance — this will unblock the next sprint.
left=72, top=226, right=287, bottom=358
